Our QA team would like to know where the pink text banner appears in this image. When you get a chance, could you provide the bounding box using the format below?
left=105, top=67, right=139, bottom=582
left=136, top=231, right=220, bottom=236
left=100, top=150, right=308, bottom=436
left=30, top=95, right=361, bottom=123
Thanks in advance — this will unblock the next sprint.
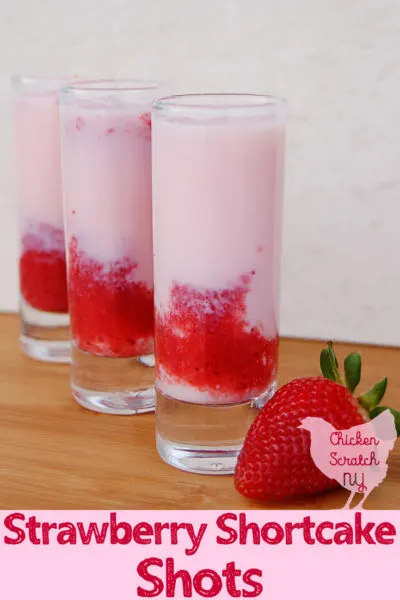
left=0, top=510, right=398, bottom=599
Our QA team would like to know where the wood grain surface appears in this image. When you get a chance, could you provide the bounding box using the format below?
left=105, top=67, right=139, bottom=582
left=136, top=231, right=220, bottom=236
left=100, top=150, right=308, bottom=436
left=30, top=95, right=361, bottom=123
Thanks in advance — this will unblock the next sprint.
left=0, top=313, right=399, bottom=509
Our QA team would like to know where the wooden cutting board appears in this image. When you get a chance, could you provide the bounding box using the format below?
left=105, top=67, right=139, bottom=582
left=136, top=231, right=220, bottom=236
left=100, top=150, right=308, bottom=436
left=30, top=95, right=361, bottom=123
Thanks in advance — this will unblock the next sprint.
left=0, top=313, right=399, bottom=509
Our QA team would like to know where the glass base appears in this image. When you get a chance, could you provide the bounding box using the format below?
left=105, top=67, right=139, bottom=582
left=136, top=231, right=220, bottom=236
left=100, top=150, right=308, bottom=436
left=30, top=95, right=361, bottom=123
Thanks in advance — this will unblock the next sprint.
left=71, top=344, right=155, bottom=415
left=20, top=334, right=71, bottom=363
left=20, top=300, right=70, bottom=363
left=155, top=381, right=277, bottom=475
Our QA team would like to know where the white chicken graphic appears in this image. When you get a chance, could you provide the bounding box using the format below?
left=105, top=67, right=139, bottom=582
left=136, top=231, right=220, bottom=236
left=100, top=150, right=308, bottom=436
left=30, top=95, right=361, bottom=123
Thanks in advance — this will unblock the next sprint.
left=299, top=409, right=397, bottom=509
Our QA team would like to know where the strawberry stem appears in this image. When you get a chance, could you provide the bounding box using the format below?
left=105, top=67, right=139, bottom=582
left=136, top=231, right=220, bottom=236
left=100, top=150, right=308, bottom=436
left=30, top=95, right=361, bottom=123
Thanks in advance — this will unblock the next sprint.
left=320, top=343, right=397, bottom=436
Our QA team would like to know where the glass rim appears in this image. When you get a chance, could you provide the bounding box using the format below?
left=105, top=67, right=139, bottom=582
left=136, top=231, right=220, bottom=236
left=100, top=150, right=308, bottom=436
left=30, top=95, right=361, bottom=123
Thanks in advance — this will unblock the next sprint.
left=153, top=93, right=286, bottom=112
left=12, top=74, right=72, bottom=84
left=11, top=74, right=78, bottom=93
left=62, top=79, right=160, bottom=93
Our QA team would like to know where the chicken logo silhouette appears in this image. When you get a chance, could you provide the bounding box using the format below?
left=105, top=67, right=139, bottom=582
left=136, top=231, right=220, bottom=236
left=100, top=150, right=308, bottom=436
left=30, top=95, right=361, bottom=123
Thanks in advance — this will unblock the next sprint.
left=300, top=409, right=397, bottom=509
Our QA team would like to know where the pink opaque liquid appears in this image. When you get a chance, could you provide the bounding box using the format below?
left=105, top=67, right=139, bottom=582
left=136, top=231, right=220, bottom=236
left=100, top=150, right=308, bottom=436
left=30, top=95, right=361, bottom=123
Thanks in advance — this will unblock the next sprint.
left=14, top=88, right=68, bottom=312
left=61, top=103, right=154, bottom=358
left=153, top=110, right=285, bottom=405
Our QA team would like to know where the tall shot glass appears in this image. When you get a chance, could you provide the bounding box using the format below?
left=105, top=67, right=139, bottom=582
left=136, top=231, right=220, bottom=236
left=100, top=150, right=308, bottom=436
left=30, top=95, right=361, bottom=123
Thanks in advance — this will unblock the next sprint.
left=152, top=94, right=286, bottom=473
left=60, top=80, right=159, bottom=414
left=12, top=76, right=71, bottom=362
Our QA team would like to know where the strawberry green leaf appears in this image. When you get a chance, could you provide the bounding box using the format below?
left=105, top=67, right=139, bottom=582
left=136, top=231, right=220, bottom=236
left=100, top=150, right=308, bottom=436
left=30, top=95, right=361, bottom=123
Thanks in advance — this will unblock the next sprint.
left=370, top=406, right=400, bottom=436
left=344, top=352, right=361, bottom=393
left=328, top=342, right=339, bottom=368
left=320, top=349, right=336, bottom=381
left=358, top=377, right=388, bottom=411
left=326, top=342, right=344, bottom=385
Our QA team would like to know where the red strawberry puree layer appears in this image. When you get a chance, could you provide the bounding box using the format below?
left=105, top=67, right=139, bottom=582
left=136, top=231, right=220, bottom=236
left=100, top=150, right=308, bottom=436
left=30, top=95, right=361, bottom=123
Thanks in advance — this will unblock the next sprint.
left=20, top=223, right=68, bottom=313
left=155, top=274, right=278, bottom=401
left=69, top=237, right=154, bottom=358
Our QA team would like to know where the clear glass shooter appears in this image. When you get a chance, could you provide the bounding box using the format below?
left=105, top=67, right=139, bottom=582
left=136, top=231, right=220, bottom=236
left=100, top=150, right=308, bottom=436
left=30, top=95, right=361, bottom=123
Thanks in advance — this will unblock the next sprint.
left=60, top=80, right=159, bottom=415
left=12, top=76, right=71, bottom=362
left=152, top=93, right=286, bottom=473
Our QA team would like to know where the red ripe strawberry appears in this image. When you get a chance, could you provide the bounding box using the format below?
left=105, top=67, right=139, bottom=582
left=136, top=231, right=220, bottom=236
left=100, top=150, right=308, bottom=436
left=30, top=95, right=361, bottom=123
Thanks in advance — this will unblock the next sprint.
left=234, top=342, right=399, bottom=501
